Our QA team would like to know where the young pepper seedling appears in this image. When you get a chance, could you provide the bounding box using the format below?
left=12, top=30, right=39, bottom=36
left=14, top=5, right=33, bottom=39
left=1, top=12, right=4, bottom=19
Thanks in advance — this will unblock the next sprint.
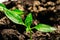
left=0, top=3, right=57, bottom=40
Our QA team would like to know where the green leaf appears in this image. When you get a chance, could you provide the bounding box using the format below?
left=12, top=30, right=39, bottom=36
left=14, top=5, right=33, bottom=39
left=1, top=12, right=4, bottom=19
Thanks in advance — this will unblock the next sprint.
left=25, top=13, right=33, bottom=32
left=12, top=9, right=24, bottom=15
left=25, top=13, right=33, bottom=27
left=4, top=8, right=24, bottom=25
left=34, top=24, right=57, bottom=32
left=0, top=3, right=6, bottom=8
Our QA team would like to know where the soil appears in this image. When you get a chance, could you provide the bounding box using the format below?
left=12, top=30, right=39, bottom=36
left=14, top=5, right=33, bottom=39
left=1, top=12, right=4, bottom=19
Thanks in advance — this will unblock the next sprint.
left=0, top=0, right=60, bottom=40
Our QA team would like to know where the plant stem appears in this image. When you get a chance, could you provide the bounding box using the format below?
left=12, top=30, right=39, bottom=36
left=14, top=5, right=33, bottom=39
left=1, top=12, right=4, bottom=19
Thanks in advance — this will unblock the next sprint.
left=30, top=29, right=32, bottom=40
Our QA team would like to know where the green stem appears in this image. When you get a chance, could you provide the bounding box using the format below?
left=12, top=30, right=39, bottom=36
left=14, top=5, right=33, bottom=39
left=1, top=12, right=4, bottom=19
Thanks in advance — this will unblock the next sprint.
left=31, top=27, right=35, bottom=29
left=30, top=29, right=32, bottom=40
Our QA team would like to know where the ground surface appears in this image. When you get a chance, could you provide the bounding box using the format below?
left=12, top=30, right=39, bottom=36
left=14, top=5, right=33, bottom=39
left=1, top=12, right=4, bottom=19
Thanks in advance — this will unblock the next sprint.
left=0, top=0, right=60, bottom=40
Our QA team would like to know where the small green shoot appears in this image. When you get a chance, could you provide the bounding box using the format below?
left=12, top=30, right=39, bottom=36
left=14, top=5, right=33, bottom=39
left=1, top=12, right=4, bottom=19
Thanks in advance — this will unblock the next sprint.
left=0, top=3, right=57, bottom=40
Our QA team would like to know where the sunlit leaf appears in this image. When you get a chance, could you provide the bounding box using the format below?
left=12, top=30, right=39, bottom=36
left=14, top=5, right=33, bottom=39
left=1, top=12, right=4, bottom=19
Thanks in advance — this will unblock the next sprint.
left=4, top=8, right=24, bottom=25
left=34, top=24, right=57, bottom=32
left=25, top=13, right=33, bottom=27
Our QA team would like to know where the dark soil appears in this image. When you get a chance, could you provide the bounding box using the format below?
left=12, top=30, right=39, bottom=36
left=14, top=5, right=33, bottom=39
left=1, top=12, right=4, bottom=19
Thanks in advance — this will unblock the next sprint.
left=0, top=0, right=60, bottom=40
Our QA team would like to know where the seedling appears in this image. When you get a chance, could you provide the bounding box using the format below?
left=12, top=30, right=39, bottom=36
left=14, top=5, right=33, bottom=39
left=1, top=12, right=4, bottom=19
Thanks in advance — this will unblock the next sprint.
left=0, top=3, right=57, bottom=40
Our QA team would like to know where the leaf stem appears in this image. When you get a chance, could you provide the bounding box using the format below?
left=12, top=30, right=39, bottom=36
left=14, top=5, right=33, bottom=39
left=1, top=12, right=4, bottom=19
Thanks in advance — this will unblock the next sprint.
left=30, top=29, right=32, bottom=40
left=31, top=27, right=35, bottom=29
